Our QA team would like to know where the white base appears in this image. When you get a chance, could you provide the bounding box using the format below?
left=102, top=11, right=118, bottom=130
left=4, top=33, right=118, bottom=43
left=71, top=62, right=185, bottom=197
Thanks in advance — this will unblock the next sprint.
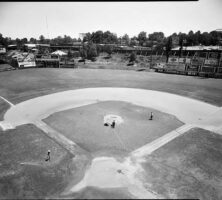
left=0, top=121, right=15, bottom=131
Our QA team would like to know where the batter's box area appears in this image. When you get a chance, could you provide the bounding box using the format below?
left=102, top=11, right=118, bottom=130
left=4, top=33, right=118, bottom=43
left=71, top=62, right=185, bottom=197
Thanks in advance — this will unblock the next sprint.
left=43, top=101, right=184, bottom=154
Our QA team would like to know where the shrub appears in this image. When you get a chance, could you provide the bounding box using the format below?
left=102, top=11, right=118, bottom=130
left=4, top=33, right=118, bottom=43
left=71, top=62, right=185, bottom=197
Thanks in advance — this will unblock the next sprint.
left=129, top=52, right=137, bottom=63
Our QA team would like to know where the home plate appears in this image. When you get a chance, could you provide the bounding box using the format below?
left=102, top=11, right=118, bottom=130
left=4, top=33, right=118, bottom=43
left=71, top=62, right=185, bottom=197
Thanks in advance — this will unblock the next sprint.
left=0, top=121, right=15, bottom=131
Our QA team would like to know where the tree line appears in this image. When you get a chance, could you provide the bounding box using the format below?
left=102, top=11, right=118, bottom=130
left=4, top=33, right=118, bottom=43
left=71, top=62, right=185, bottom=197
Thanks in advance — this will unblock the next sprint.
left=1, top=30, right=221, bottom=49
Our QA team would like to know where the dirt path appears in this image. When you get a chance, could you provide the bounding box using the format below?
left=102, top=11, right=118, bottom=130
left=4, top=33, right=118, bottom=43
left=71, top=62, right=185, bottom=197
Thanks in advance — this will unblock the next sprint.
left=2, top=88, right=220, bottom=128
left=194, top=107, right=222, bottom=135
left=65, top=156, right=161, bottom=199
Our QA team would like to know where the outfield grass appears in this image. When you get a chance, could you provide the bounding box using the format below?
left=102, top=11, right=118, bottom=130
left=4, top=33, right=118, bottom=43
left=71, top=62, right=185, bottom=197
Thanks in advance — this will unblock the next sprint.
left=0, top=124, right=89, bottom=199
left=141, top=128, right=222, bottom=200
left=0, top=68, right=222, bottom=106
left=0, top=99, right=10, bottom=120
left=44, top=101, right=183, bottom=155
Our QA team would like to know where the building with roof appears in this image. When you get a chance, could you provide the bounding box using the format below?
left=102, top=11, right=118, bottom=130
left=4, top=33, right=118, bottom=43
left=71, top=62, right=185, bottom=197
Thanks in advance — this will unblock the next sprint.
left=0, top=45, right=6, bottom=54
left=172, top=45, right=222, bottom=51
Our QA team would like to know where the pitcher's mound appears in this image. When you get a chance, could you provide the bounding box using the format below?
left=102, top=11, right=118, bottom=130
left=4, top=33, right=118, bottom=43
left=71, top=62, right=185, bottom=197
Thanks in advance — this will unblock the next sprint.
left=103, top=115, right=124, bottom=126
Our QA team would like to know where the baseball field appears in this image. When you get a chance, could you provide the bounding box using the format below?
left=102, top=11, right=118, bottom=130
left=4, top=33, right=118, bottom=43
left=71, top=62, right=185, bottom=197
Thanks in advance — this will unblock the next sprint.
left=0, top=68, right=222, bottom=199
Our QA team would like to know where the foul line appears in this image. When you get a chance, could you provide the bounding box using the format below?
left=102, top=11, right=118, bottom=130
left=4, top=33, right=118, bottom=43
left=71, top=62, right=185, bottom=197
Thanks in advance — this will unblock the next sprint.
left=0, top=96, right=14, bottom=107
left=35, top=120, right=78, bottom=156
left=131, top=124, right=194, bottom=158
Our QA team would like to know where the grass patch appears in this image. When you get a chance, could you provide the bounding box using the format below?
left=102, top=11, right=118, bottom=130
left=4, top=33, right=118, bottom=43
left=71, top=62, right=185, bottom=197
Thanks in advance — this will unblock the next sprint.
left=0, top=124, right=89, bottom=199
left=0, top=68, right=222, bottom=106
left=44, top=101, right=183, bottom=155
left=141, top=128, right=222, bottom=199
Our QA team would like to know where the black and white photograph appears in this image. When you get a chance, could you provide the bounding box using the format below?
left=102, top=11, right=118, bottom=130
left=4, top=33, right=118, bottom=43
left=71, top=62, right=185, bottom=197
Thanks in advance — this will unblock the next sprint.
left=0, top=1, right=222, bottom=199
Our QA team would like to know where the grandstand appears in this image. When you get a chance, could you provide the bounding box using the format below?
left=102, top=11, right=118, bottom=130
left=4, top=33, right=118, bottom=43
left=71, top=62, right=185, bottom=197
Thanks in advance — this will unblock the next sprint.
left=154, top=45, right=222, bottom=78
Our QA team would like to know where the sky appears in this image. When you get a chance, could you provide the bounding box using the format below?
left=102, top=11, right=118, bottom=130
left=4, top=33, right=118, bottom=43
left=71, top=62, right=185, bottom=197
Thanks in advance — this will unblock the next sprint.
left=0, top=0, right=222, bottom=40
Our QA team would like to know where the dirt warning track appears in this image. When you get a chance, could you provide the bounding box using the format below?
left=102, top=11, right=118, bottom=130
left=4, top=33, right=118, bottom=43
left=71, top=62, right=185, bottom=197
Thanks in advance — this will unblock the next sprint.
left=1, top=87, right=221, bottom=129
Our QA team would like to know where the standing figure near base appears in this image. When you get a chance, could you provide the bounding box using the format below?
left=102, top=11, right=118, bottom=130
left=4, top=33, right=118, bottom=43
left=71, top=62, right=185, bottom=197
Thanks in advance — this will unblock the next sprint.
left=111, top=120, right=116, bottom=128
left=45, top=150, right=51, bottom=161
left=149, top=112, right=153, bottom=120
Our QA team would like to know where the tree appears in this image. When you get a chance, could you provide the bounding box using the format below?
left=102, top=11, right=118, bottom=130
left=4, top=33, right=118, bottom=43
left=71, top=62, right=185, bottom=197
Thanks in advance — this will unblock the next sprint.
left=21, top=37, right=28, bottom=44
left=187, top=30, right=194, bottom=46
left=63, top=35, right=72, bottom=44
left=15, top=38, right=22, bottom=49
left=96, top=44, right=102, bottom=56
left=178, top=35, right=184, bottom=58
left=3, top=37, right=13, bottom=46
left=80, top=46, right=87, bottom=64
left=165, top=36, right=172, bottom=63
left=91, top=31, right=104, bottom=44
left=171, top=33, right=179, bottom=46
left=103, top=31, right=118, bottom=44
left=52, top=36, right=63, bottom=45
left=129, top=51, right=137, bottom=63
left=194, top=31, right=201, bottom=45
left=138, top=31, right=147, bottom=46
left=89, top=30, right=118, bottom=44
left=148, top=32, right=165, bottom=43
left=122, top=34, right=130, bottom=46
left=130, top=36, right=139, bottom=46
left=73, top=38, right=78, bottom=42
left=80, top=45, right=87, bottom=60
left=87, top=43, right=97, bottom=60
left=44, top=39, right=50, bottom=44
left=209, top=31, right=222, bottom=45
left=104, top=45, right=113, bottom=57
left=200, top=32, right=211, bottom=46
left=39, top=35, right=46, bottom=43
left=29, top=37, right=37, bottom=44
left=80, top=43, right=98, bottom=61
left=0, top=33, right=5, bottom=45
left=83, top=32, right=92, bottom=43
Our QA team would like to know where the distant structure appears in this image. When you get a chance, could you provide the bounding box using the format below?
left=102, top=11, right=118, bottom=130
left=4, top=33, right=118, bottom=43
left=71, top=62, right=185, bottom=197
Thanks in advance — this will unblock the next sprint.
left=79, top=33, right=87, bottom=42
left=0, top=45, right=6, bottom=54
left=154, top=45, right=222, bottom=78
left=215, top=29, right=222, bottom=32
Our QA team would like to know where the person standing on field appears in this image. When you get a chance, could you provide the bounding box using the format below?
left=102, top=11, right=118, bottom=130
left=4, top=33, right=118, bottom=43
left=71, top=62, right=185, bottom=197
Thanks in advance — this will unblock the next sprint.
left=149, top=112, right=153, bottom=120
left=45, top=150, right=51, bottom=161
left=111, top=120, right=116, bottom=128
